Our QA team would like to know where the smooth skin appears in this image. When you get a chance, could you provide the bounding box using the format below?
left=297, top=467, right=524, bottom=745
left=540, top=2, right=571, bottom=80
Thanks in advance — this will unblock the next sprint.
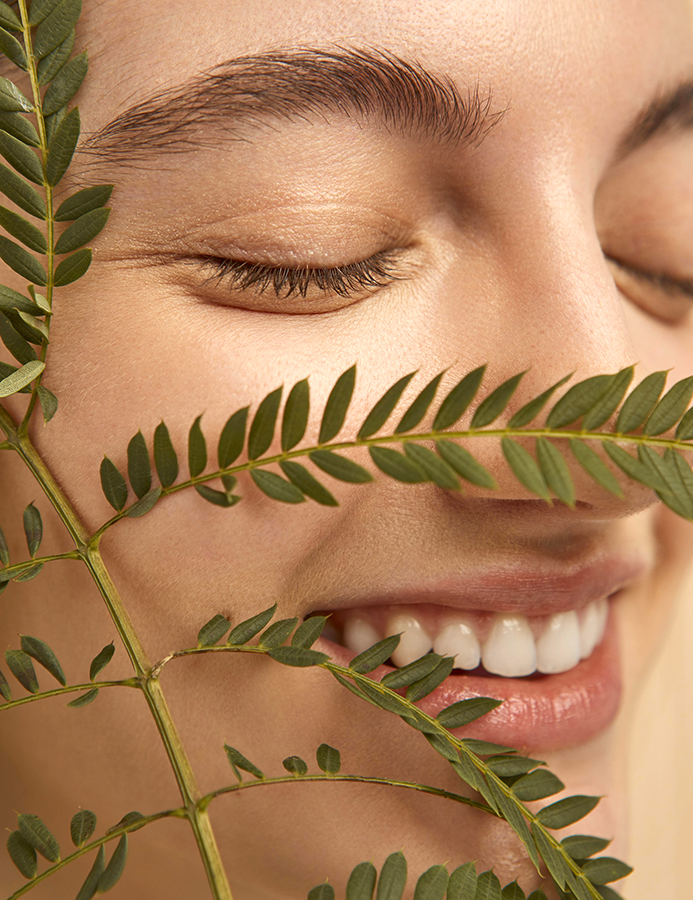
left=1, top=0, right=692, bottom=897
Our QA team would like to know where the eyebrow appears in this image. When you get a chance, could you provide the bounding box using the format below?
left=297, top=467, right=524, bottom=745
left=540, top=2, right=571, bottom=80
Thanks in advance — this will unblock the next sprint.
left=79, top=47, right=504, bottom=168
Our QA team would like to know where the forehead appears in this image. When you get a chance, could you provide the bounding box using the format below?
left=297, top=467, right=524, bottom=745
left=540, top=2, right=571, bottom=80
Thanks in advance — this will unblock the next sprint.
left=80, top=0, right=693, bottom=141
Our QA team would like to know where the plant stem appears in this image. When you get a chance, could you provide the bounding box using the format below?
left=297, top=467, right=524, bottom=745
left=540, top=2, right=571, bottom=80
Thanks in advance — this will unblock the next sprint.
left=0, top=678, right=139, bottom=711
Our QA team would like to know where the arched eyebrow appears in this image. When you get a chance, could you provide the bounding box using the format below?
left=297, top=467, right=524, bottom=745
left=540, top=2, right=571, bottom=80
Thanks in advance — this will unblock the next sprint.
left=78, top=47, right=504, bottom=169
left=617, top=80, right=693, bottom=158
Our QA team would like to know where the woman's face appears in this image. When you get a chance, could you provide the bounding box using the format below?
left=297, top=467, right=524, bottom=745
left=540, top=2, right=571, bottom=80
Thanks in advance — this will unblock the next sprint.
left=1, top=0, right=693, bottom=897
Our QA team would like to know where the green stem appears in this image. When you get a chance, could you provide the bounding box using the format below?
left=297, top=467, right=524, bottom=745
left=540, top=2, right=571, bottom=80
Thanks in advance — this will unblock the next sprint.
left=0, top=678, right=138, bottom=711
left=0, top=550, right=81, bottom=582
left=201, top=772, right=493, bottom=815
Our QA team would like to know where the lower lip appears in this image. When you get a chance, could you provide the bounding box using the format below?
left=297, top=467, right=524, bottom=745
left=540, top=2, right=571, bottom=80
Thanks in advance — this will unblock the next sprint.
left=318, top=604, right=621, bottom=752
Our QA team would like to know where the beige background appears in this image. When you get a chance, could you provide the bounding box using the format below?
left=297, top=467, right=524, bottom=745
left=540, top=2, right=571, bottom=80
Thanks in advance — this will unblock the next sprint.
left=628, top=562, right=693, bottom=898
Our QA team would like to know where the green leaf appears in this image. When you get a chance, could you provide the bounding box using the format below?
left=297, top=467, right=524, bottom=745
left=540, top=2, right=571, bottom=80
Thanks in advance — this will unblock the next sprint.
left=96, top=833, right=127, bottom=893
left=450, top=754, right=488, bottom=796
left=422, top=731, right=459, bottom=762
left=154, top=421, right=178, bottom=487
left=308, top=884, right=335, bottom=900
left=413, top=864, right=448, bottom=900
left=580, top=858, right=632, bottom=886
left=45, top=106, right=80, bottom=185
left=282, top=755, right=308, bottom=776
left=358, top=371, right=416, bottom=438
left=251, top=468, right=305, bottom=503
left=37, top=385, right=58, bottom=422
left=511, top=769, right=565, bottom=801
left=675, top=406, right=693, bottom=441
left=639, top=445, right=693, bottom=518
left=259, top=616, right=298, bottom=648
left=67, top=687, right=99, bottom=707
left=369, top=445, right=427, bottom=483
left=281, top=377, right=309, bottom=451
left=37, top=28, right=75, bottom=84
left=34, top=0, right=82, bottom=58
left=486, top=755, right=543, bottom=777
left=6, top=830, right=36, bottom=879
left=20, top=634, right=65, bottom=685
left=280, top=460, right=338, bottom=506
left=0, top=284, right=41, bottom=314
left=0, top=666, right=9, bottom=701
left=1, top=360, right=42, bottom=403
left=187, top=414, right=207, bottom=478
left=127, top=430, right=151, bottom=498
left=55, top=184, right=113, bottom=221
left=404, top=443, right=459, bottom=489
left=42, top=48, right=88, bottom=114
left=0, top=27, right=27, bottom=69
left=197, top=613, right=230, bottom=647
left=474, top=871, right=502, bottom=900
left=535, top=438, right=575, bottom=507
left=377, top=851, right=407, bottom=900
left=0, top=131, right=42, bottom=183
left=125, top=485, right=161, bottom=517
left=70, top=810, right=96, bottom=847
left=395, top=371, right=444, bottom=433
left=218, top=406, right=248, bottom=468
left=502, top=438, right=550, bottom=500
left=319, top=364, right=356, bottom=443
left=292, top=616, right=328, bottom=648
left=0, top=235, right=46, bottom=283
left=0, top=162, right=45, bottom=217
left=347, top=861, right=378, bottom=900
left=14, top=561, right=42, bottom=581
left=461, top=739, right=516, bottom=755
left=17, top=813, right=60, bottom=862
left=89, top=642, right=115, bottom=681
left=643, top=374, right=693, bottom=435
left=248, top=386, right=282, bottom=459
left=352, top=674, right=413, bottom=716
left=581, top=367, right=634, bottom=431
left=46, top=109, right=69, bottom=147
left=501, top=882, right=526, bottom=900
left=53, top=247, right=91, bottom=285
left=594, top=887, right=624, bottom=900
left=0, top=3, right=21, bottom=31
left=530, top=824, right=569, bottom=890
left=29, top=0, right=63, bottom=26
left=349, top=634, right=401, bottom=673
left=0, top=205, right=46, bottom=252
left=0, top=522, right=7, bottom=565
left=485, top=780, right=541, bottom=872
left=0, top=76, right=31, bottom=113
left=12, top=308, right=48, bottom=342
left=5, top=649, right=39, bottom=692
left=224, top=743, right=264, bottom=781
left=194, top=484, right=238, bottom=508
left=560, top=835, right=611, bottom=860
left=447, top=862, right=477, bottom=900
left=75, top=845, right=106, bottom=900
left=508, top=374, right=573, bottom=428
left=433, top=365, right=486, bottom=430
left=406, top=656, right=455, bottom=701
left=545, top=374, right=614, bottom=429
left=536, top=795, right=600, bottom=829
left=436, top=440, right=497, bottom=488
left=526, top=893, right=549, bottom=900
left=381, top=652, right=442, bottom=688
left=54, top=207, right=110, bottom=254
left=310, top=449, right=373, bottom=483
left=267, top=645, right=329, bottom=666
left=436, top=697, right=502, bottom=729
left=100, top=457, right=128, bottom=511
left=0, top=110, right=40, bottom=146
left=602, top=443, right=668, bottom=492
left=569, top=440, right=624, bottom=497
left=615, top=370, right=667, bottom=433
left=227, top=603, right=276, bottom=645
left=471, top=371, right=526, bottom=428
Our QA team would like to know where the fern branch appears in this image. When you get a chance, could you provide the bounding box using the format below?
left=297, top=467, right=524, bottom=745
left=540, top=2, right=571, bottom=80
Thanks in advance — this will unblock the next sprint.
left=0, top=678, right=138, bottom=711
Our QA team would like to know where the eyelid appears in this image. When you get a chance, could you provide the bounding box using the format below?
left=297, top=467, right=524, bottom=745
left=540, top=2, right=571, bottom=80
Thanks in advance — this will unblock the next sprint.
left=605, top=254, right=693, bottom=299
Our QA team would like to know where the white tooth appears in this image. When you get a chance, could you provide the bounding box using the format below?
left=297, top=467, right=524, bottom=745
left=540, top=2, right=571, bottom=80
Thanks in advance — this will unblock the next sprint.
left=579, top=601, right=601, bottom=659
left=343, top=618, right=381, bottom=655
left=434, top=620, right=481, bottom=670
left=481, top=614, right=537, bottom=677
left=594, top=597, right=609, bottom=644
left=386, top=614, right=433, bottom=667
left=536, top=611, right=581, bottom=674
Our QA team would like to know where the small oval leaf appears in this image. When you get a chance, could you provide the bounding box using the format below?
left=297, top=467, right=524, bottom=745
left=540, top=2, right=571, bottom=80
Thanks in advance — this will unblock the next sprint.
left=281, top=377, right=309, bottom=451
left=309, top=449, right=373, bottom=483
left=67, top=687, right=99, bottom=707
left=267, top=646, right=329, bottom=667
left=369, top=445, right=427, bottom=483
left=251, top=468, right=305, bottom=503
left=280, top=460, right=338, bottom=506
left=55, top=184, right=113, bottom=221
left=258, top=616, right=298, bottom=648
left=560, top=835, right=611, bottom=860
left=358, top=372, right=416, bottom=439
left=89, top=642, right=115, bottom=681
left=5, top=648, right=39, bottom=692
left=0, top=110, right=40, bottom=146
left=96, top=833, right=128, bottom=893
left=436, top=440, right=497, bottom=488
left=70, top=809, right=97, bottom=847
left=316, top=743, right=341, bottom=774
left=125, top=485, right=162, bottom=517
left=20, top=634, right=65, bottom=685
left=569, top=439, right=624, bottom=497
left=581, top=366, right=634, bottom=431
left=545, top=374, right=614, bottom=429
left=224, top=744, right=264, bottom=780
left=308, top=884, right=335, bottom=900
left=34, top=0, right=82, bottom=59
left=127, top=430, right=151, bottom=498
left=17, top=813, right=60, bottom=862
left=194, top=484, right=238, bottom=508
left=615, top=370, right=668, bottom=434
left=36, top=28, right=74, bottom=84
left=22, top=502, right=42, bottom=556
left=227, top=603, right=276, bottom=645
left=291, top=616, right=328, bottom=648
left=436, top=697, right=503, bottom=729
left=376, top=851, right=407, bottom=900
left=42, top=48, right=88, bottom=115
left=0, top=235, right=46, bottom=283
left=433, top=365, right=486, bottom=431
left=581, top=857, right=632, bottom=886
left=100, top=457, right=128, bottom=511
left=75, top=845, right=105, bottom=900
left=535, top=438, right=575, bottom=507
left=188, top=414, right=207, bottom=478
left=154, top=421, right=178, bottom=487
left=347, top=861, right=377, bottom=900
left=319, top=364, right=356, bottom=443
left=218, top=406, right=248, bottom=468
left=282, top=755, right=308, bottom=776
left=53, top=247, right=93, bottom=286
left=395, top=371, right=444, bottom=433
left=501, top=438, right=550, bottom=500
left=248, top=386, right=282, bottom=459
left=413, top=864, right=448, bottom=900
left=404, top=443, right=459, bottom=489
left=0, top=131, right=42, bottom=182
left=536, top=795, right=600, bottom=829
left=0, top=26, right=27, bottom=69
left=643, top=374, right=693, bottom=436
left=45, top=106, right=80, bottom=185
left=197, top=613, right=230, bottom=647
left=7, top=830, right=37, bottom=879
left=54, top=207, right=110, bottom=254
left=0, top=162, right=45, bottom=218
left=0, top=204, right=46, bottom=251
left=349, top=634, right=401, bottom=674
left=447, top=862, right=477, bottom=900
left=471, top=372, right=525, bottom=428
left=511, top=769, right=565, bottom=801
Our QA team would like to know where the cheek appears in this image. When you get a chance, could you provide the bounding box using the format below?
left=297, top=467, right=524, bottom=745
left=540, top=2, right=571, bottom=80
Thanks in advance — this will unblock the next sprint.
left=620, top=299, right=693, bottom=376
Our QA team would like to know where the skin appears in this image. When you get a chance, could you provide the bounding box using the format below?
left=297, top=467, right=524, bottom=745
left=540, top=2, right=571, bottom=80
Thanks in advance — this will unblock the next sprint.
left=1, top=0, right=692, bottom=897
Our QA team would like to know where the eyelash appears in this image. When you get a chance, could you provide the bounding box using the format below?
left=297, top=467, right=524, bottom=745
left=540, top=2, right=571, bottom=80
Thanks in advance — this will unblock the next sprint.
left=199, top=250, right=401, bottom=299
left=606, top=255, right=693, bottom=301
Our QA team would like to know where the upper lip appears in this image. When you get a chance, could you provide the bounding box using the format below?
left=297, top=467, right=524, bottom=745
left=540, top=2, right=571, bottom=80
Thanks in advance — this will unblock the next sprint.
left=316, top=553, right=648, bottom=617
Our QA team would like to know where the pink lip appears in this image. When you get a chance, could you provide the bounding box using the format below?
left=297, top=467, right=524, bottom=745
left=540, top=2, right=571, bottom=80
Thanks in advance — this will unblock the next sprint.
left=319, top=553, right=645, bottom=617
left=318, top=606, right=621, bottom=751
